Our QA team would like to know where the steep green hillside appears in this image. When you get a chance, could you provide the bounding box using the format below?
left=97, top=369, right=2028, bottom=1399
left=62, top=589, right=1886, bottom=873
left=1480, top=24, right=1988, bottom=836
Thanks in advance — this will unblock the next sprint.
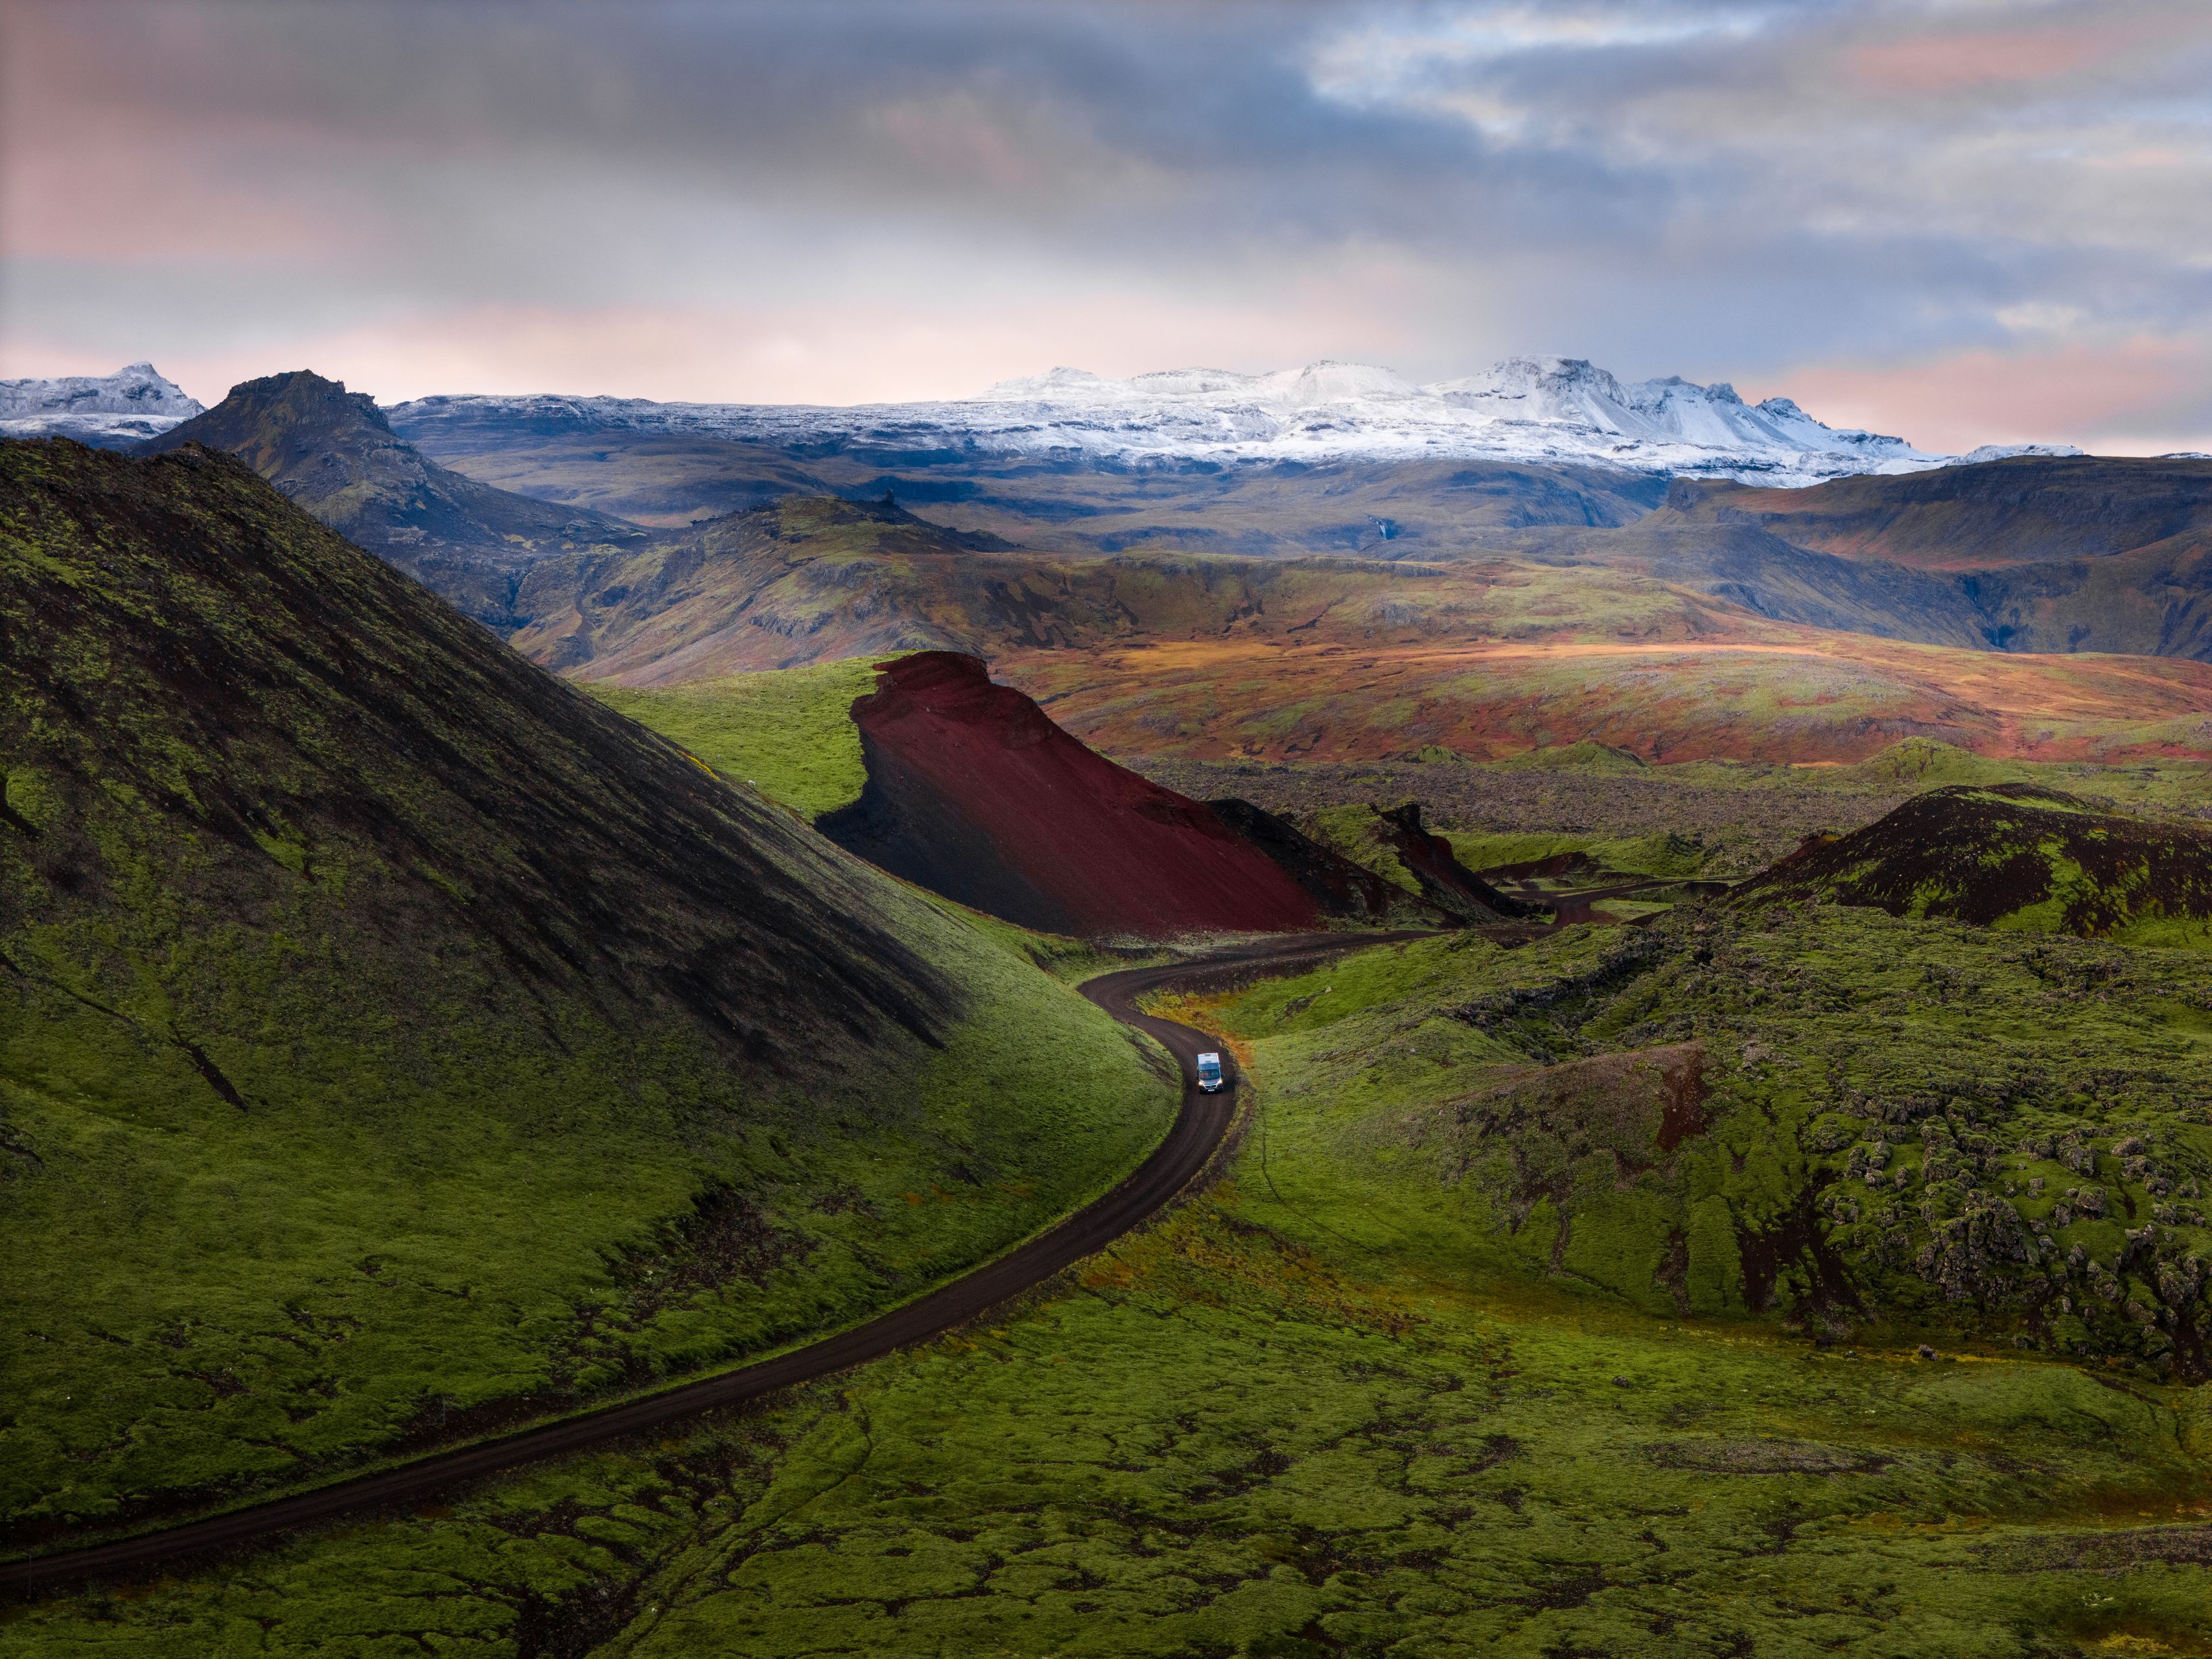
left=144, top=373, right=649, bottom=628
left=1743, top=783, right=2212, bottom=945
left=0, top=440, right=1175, bottom=1548
left=24, top=914, right=2212, bottom=1656
left=588, top=660, right=879, bottom=817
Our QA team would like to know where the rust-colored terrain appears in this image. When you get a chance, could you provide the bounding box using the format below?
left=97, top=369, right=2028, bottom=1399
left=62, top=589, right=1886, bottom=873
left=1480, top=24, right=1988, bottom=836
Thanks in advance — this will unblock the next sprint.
left=817, top=652, right=1359, bottom=937
left=509, top=496, right=2212, bottom=767
left=995, top=631, right=2212, bottom=767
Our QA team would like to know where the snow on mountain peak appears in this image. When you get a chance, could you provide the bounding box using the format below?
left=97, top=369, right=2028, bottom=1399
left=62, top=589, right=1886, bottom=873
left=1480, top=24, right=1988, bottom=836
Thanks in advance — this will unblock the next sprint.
left=0, top=364, right=205, bottom=447
left=386, top=354, right=2055, bottom=487
left=1266, top=360, right=1425, bottom=408
left=1959, top=442, right=2088, bottom=464
left=983, top=365, right=1106, bottom=397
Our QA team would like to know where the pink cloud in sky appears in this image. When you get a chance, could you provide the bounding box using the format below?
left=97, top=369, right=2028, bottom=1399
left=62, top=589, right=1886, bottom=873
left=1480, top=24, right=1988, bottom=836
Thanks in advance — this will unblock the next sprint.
left=3, top=141, right=345, bottom=263
left=1771, top=337, right=2211, bottom=456
left=1844, top=24, right=2134, bottom=94
left=1, top=281, right=1430, bottom=410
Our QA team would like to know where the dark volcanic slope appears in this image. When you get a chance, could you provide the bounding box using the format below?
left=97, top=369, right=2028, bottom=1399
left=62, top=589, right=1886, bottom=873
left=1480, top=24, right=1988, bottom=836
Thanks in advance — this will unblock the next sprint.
left=819, top=652, right=1347, bottom=936
left=144, top=371, right=648, bottom=628
left=6, top=438, right=940, bottom=1062
left=1206, top=798, right=1400, bottom=920
left=1298, top=801, right=1531, bottom=923
left=0, top=439, right=1063, bottom=1540
left=1738, top=783, right=2212, bottom=944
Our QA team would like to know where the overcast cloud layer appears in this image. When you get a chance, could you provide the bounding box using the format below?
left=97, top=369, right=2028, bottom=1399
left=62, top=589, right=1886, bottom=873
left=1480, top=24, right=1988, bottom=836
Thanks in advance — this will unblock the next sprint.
left=3, top=0, right=2209, bottom=452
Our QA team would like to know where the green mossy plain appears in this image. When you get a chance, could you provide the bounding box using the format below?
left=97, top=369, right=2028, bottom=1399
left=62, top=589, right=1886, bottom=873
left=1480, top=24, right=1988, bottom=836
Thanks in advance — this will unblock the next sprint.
left=19, top=907, right=2212, bottom=1656
left=587, top=660, right=879, bottom=819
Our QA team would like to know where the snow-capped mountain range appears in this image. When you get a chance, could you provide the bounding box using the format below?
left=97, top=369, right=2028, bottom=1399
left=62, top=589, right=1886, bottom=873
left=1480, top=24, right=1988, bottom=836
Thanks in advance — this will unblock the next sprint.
left=5, top=357, right=2082, bottom=483
left=391, top=356, right=2077, bottom=486
left=0, top=363, right=204, bottom=446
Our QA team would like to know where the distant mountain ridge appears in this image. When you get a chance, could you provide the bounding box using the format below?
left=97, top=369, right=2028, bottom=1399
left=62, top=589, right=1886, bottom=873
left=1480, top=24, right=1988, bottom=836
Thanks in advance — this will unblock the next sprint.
left=0, top=362, right=203, bottom=446
left=145, top=370, right=648, bottom=628
left=1538, top=454, right=2212, bottom=658
left=389, top=354, right=2060, bottom=487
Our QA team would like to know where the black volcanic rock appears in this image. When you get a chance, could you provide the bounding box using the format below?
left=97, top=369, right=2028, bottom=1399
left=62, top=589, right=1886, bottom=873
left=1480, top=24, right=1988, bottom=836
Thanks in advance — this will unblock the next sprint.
left=1736, top=783, right=2212, bottom=943
left=1371, top=801, right=1538, bottom=922
left=1207, top=797, right=1403, bottom=921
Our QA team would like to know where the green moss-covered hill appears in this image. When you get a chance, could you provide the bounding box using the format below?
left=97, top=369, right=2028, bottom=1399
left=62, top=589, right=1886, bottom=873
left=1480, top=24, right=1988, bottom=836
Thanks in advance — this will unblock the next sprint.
left=1207, top=915, right=2212, bottom=1372
left=145, top=371, right=647, bottom=629
left=0, top=439, right=1174, bottom=1549
left=1740, top=782, right=2212, bottom=946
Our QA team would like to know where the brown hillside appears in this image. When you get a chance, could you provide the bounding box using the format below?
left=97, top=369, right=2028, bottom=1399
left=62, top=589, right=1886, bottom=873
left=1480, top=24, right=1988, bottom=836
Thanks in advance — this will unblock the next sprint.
left=1655, top=455, right=2212, bottom=572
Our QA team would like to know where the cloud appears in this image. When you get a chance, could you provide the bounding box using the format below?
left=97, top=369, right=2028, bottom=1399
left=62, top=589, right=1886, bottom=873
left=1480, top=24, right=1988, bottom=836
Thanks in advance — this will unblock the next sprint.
left=1, top=0, right=2208, bottom=452
left=1772, top=334, right=2212, bottom=455
left=1843, top=22, right=2134, bottom=95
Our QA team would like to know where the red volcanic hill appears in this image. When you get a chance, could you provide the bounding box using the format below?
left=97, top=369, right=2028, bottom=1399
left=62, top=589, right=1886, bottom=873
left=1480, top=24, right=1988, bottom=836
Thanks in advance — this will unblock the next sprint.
left=819, top=652, right=1362, bottom=937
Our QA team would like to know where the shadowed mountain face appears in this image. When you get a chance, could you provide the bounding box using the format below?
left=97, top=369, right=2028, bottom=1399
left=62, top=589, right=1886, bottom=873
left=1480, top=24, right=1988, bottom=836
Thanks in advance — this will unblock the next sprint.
left=2, top=438, right=949, bottom=1078
left=143, top=371, right=649, bottom=629
left=1738, top=783, right=2212, bottom=945
left=817, top=651, right=1366, bottom=937
left=1, top=437, right=956, bottom=1531
left=0, top=439, right=1183, bottom=1546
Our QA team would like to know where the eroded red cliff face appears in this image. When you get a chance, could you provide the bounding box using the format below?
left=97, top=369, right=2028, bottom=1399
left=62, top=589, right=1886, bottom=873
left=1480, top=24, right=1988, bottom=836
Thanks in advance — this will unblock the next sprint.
left=818, top=652, right=1328, bottom=937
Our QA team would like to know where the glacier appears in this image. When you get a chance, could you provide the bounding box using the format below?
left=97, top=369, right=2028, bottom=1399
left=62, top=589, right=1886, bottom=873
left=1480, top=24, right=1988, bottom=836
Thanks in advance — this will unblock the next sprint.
left=388, top=356, right=2027, bottom=486
left=0, top=364, right=205, bottom=447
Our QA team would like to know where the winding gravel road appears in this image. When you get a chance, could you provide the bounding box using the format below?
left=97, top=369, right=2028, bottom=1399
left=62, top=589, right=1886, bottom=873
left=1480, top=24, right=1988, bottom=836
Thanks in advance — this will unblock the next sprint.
left=2, top=931, right=1413, bottom=1597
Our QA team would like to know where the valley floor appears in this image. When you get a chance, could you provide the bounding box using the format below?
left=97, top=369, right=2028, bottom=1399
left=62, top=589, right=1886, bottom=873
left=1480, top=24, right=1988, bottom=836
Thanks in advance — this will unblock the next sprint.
left=17, top=917, right=2212, bottom=1658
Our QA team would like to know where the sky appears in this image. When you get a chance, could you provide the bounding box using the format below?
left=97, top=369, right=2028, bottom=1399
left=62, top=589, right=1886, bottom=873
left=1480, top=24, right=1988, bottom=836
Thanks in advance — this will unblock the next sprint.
left=3, top=0, right=2210, bottom=454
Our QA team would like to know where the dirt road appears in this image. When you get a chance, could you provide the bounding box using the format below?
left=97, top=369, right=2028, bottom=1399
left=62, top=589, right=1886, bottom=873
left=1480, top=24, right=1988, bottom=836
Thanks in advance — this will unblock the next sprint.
left=2, top=930, right=1415, bottom=1595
